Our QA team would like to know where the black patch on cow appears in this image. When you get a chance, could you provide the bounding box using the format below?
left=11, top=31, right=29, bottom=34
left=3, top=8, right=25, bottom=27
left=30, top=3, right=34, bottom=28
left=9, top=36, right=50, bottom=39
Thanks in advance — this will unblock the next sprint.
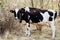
left=48, top=11, right=53, bottom=16
left=28, top=24, right=30, bottom=27
left=17, top=10, right=20, bottom=19
left=12, top=10, right=17, bottom=17
left=54, top=11, right=57, bottom=19
left=29, top=7, right=47, bottom=13
left=22, top=13, right=29, bottom=23
left=49, top=17, right=53, bottom=21
left=18, top=9, right=26, bottom=23
left=30, top=12, right=43, bottom=23
left=20, top=8, right=25, bottom=13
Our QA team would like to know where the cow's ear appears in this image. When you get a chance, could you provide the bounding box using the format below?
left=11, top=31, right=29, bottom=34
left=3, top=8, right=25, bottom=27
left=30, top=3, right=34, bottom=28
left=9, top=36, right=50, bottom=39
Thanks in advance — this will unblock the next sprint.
left=10, top=10, right=15, bottom=13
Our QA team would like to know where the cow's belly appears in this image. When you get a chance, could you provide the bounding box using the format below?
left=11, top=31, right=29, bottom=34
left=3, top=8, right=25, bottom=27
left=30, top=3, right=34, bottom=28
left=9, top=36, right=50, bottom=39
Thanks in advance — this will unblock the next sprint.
left=21, top=20, right=50, bottom=27
left=30, top=16, right=40, bottom=23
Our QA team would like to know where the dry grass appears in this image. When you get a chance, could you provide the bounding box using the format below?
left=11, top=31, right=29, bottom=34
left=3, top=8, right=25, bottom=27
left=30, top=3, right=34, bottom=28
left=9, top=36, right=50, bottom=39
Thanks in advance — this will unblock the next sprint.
left=0, top=15, right=59, bottom=40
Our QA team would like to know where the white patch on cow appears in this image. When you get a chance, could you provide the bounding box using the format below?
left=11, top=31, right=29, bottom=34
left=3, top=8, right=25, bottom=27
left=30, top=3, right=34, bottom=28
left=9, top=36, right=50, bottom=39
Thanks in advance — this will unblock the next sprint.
left=15, top=8, right=19, bottom=19
left=24, top=7, right=30, bottom=12
left=40, top=12, right=50, bottom=22
left=26, top=23, right=30, bottom=37
left=48, top=9, right=55, bottom=13
left=15, top=8, right=19, bottom=15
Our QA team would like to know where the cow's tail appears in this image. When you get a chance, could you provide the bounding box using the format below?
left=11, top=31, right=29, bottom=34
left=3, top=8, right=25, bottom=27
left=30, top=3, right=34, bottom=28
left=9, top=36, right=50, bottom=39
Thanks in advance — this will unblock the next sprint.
left=54, top=11, right=57, bottom=20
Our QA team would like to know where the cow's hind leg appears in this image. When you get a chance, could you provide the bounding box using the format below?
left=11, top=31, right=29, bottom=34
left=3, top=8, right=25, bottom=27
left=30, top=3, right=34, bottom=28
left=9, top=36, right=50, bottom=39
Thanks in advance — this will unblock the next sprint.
left=50, top=21, right=55, bottom=40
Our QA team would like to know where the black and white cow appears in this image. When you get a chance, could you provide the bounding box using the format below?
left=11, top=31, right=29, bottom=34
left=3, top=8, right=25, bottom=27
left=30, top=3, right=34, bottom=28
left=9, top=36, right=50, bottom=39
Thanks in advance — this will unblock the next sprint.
left=10, top=7, right=57, bottom=40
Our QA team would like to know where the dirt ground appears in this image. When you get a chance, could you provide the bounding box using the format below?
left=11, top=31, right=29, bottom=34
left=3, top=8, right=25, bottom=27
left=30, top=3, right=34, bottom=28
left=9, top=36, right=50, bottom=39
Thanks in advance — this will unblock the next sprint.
left=0, top=17, right=60, bottom=40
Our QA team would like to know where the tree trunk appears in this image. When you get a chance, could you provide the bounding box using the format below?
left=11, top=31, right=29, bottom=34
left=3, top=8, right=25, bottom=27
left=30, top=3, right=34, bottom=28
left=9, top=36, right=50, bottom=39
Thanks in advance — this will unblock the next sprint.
left=58, top=0, right=60, bottom=16
left=40, top=0, right=43, bottom=9
left=51, top=0, right=53, bottom=9
left=31, top=0, right=34, bottom=7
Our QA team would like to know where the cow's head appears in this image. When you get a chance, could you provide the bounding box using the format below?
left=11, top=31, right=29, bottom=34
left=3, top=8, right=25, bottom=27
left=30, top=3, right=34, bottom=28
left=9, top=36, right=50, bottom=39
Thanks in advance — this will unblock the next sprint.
left=10, top=8, right=26, bottom=23
left=10, top=8, right=20, bottom=20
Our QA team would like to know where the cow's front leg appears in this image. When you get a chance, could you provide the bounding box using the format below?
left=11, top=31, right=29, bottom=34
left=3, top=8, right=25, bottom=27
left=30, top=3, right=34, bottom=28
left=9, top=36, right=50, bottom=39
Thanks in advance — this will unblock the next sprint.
left=26, top=23, right=30, bottom=37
